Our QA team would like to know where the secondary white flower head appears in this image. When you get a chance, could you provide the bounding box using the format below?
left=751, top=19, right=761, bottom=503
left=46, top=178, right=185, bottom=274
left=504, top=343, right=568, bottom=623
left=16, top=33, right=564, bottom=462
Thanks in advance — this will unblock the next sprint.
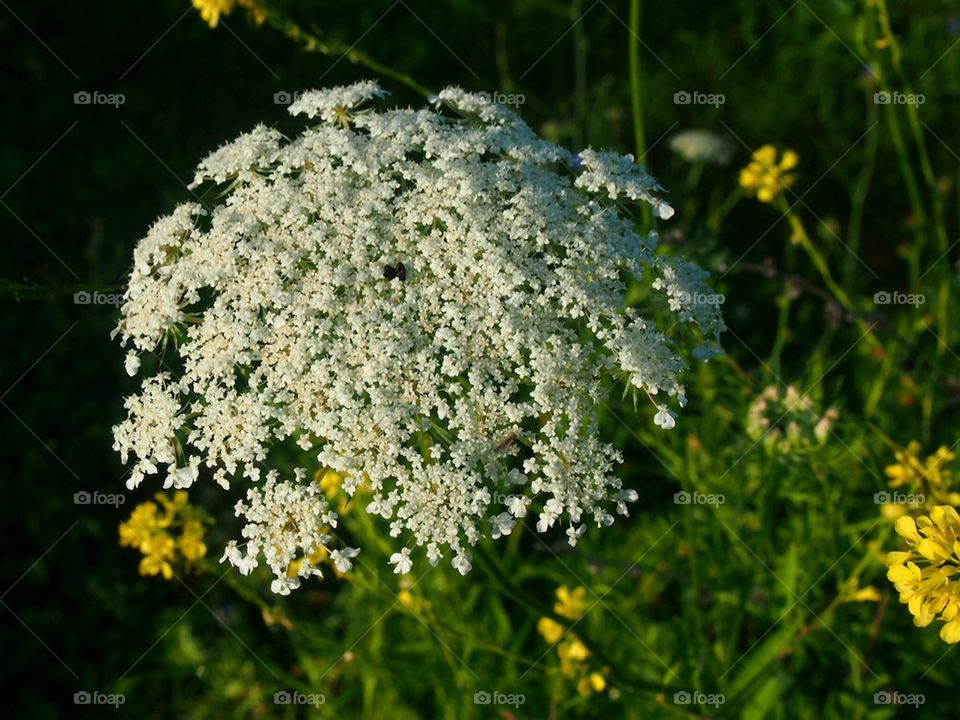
left=668, top=129, right=734, bottom=166
left=113, top=82, right=723, bottom=587
left=219, top=469, right=341, bottom=592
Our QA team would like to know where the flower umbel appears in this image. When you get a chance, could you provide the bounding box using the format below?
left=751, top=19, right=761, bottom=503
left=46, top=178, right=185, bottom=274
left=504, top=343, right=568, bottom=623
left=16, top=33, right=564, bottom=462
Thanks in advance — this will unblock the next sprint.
left=113, top=82, right=724, bottom=585
left=745, top=385, right=838, bottom=454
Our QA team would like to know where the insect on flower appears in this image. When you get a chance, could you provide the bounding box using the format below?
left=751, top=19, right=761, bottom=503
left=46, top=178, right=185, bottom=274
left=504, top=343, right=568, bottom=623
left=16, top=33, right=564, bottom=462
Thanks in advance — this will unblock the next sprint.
left=383, top=262, right=407, bottom=281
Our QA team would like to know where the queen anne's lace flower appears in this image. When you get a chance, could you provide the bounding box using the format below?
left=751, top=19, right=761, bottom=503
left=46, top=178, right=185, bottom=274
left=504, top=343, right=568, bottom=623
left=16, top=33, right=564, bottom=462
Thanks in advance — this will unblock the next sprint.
left=113, top=82, right=723, bottom=586
left=220, top=469, right=349, bottom=594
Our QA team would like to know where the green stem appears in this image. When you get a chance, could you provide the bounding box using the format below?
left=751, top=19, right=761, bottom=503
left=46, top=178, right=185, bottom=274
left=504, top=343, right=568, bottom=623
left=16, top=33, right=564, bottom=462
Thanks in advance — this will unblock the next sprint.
left=262, top=9, right=433, bottom=98
left=629, top=0, right=653, bottom=228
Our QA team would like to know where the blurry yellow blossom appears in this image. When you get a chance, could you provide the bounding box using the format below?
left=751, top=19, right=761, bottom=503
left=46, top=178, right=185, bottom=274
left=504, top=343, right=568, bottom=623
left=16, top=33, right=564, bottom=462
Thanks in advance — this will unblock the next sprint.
left=554, top=585, right=587, bottom=620
left=315, top=468, right=354, bottom=514
left=179, top=520, right=208, bottom=562
left=848, top=586, right=882, bottom=602
left=577, top=672, right=607, bottom=696
left=739, top=145, right=798, bottom=202
left=398, top=589, right=431, bottom=614
left=157, top=490, right=190, bottom=524
left=120, top=492, right=209, bottom=580
left=886, top=441, right=926, bottom=487
left=119, top=501, right=166, bottom=548
left=882, top=442, right=960, bottom=515
left=558, top=637, right=590, bottom=675
left=138, top=532, right=176, bottom=579
left=191, top=0, right=265, bottom=29
left=537, top=617, right=565, bottom=644
left=880, top=502, right=909, bottom=520
left=192, top=0, right=235, bottom=27
left=537, top=585, right=611, bottom=694
left=885, top=507, right=960, bottom=643
left=318, top=469, right=345, bottom=497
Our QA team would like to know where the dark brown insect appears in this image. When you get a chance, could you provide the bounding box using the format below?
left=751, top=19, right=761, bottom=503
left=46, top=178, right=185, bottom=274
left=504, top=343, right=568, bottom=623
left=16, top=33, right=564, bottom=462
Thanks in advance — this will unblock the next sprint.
left=495, top=432, right=518, bottom=453
left=383, top=262, right=406, bottom=281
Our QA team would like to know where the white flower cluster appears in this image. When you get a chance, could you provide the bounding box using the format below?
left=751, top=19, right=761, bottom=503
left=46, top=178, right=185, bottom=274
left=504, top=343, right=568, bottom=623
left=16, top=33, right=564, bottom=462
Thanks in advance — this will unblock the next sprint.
left=668, top=129, right=734, bottom=166
left=221, top=469, right=355, bottom=594
left=112, top=81, right=723, bottom=585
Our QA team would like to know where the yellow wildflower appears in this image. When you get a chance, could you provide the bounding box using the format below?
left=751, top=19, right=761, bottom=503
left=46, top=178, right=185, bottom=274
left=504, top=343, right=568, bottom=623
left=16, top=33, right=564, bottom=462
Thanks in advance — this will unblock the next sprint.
left=138, top=533, right=176, bottom=580
left=179, top=520, right=208, bottom=562
left=554, top=585, right=587, bottom=620
left=191, top=0, right=235, bottom=28
left=739, top=145, right=798, bottom=203
left=883, top=442, right=960, bottom=513
left=848, top=586, right=882, bottom=602
left=558, top=637, right=591, bottom=675
left=316, top=468, right=354, bottom=514
left=577, top=672, right=607, bottom=696
left=398, top=589, right=431, bottom=614
left=120, top=492, right=208, bottom=581
left=885, top=506, right=960, bottom=643
left=885, top=441, right=926, bottom=488
left=537, top=617, right=565, bottom=644
left=880, top=502, right=908, bottom=520
left=191, top=0, right=265, bottom=29
left=119, top=501, right=164, bottom=548
left=156, top=490, right=189, bottom=525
